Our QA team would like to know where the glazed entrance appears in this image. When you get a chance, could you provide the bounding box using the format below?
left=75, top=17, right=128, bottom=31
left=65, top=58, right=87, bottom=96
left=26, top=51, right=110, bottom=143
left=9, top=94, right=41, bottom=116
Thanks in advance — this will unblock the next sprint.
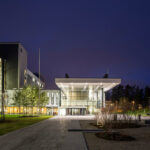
left=66, top=108, right=86, bottom=115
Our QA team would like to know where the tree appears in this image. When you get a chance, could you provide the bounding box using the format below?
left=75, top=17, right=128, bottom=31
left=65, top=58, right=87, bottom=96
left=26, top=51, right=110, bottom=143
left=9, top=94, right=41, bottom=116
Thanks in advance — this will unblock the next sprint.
left=118, top=98, right=132, bottom=120
left=111, top=85, right=124, bottom=102
left=38, top=91, right=49, bottom=114
left=144, top=86, right=150, bottom=107
left=124, top=85, right=134, bottom=102
left=110, top=84, right=150, bottom=108
left=21, top=86, right=30, bottom=114
left=13, top=85, right=47, bottom=115
left=65, top=73, right=69, bottom=78
left=103, top=73, right=109, bottom=78
left=13, top=90, right=22, bottom=114
left=1, top=59, right=6, bottom=121
left=29, top=86, right=39, bottom=115
left=134, top=86, right=144, bottom=106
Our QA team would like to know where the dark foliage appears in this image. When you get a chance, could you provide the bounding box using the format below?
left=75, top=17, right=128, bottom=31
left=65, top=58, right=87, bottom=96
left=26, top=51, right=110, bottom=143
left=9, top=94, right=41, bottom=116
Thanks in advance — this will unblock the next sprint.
left=65, top=73, right=69, bottom=78
left=144, top=86, right=150, bottom=107
left=103, top=73, right=109, bottom=78
left=110, top=85, right=150, bottom=107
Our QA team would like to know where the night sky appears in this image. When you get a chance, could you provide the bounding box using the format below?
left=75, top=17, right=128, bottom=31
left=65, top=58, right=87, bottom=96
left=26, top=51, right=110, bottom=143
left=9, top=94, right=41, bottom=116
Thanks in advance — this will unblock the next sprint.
left=0, top=0, right=150, bottom=89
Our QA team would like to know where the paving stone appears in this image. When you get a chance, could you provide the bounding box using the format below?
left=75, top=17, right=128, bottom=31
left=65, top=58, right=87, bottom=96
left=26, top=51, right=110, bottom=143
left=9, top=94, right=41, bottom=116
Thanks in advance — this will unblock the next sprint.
left=0, top=116, right=88, bottom=150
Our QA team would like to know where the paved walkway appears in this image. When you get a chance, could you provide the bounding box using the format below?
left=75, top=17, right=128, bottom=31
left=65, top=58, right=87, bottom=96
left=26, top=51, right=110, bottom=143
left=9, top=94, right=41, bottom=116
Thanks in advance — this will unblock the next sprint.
left=0, top=116, right=88, bottom=150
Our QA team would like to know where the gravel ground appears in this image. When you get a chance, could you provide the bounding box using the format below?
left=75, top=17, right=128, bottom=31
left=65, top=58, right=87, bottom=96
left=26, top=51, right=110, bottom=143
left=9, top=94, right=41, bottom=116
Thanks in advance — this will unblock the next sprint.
left=80, top=120, right=150, bottom=150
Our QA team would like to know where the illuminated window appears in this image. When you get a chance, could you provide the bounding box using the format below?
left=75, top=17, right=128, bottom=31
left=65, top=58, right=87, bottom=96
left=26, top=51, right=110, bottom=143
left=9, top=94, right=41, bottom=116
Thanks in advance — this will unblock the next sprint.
left=32, top=78, right=35, bottom=82
left=47, top=93, right=49, bottom=97
left=89, top=89, right=93, bottom=100
left=24, top=69, right=26, bottom=75
left=66, top=90, right=88, bottom=100
left=59, top=109, right=66, bottom=116
left=51, top=97, right=54, bottom=105
left=24, top=79, right=27, bottom=85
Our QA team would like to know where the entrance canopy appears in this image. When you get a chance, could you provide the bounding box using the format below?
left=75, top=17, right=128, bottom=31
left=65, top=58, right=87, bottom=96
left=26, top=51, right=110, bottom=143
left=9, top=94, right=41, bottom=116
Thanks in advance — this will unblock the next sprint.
left=55, top=78, right=121, bottom=92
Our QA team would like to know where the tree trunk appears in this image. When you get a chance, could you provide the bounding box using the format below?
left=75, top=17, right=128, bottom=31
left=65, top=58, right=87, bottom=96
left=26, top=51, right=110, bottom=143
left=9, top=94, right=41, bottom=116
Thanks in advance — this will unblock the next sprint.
left=1, top=93, right=5, bottom=121
left=19, top=105, right=20, bottom=115
left=26, top=106, right=27, bottom=115
left=38, top=106, right=41, bottom=115
left=32, top=106, right=34, bottom=116
left=1, top=60, right=5, bottom=121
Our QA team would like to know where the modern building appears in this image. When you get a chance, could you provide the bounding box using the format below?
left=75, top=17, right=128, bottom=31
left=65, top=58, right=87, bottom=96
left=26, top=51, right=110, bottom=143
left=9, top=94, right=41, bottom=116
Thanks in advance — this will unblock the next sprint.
left=55, top=78, right=121, bottom=115
left=0, top=42, right=44, bottom=89
left=0, top=42, right=45, bottom=113
left=44, top=90, right=60, bottom=115
left=0, top=43, right=121, bottom=116
left=0, top=42, right=27, bottom=89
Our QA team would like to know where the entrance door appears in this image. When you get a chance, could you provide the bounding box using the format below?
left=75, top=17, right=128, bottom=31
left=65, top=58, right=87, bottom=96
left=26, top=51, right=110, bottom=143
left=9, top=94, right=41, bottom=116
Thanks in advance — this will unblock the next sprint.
left=67, top=108, right=86, bottom=115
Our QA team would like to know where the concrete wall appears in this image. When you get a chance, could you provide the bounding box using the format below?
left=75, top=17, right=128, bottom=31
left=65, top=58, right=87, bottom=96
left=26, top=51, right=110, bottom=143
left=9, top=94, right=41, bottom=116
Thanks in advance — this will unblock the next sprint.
left=0, top=43, right=28, bottom=89
left=18, top=44, right=27, bottom=88
left=0, top=44, right=19, bottom=89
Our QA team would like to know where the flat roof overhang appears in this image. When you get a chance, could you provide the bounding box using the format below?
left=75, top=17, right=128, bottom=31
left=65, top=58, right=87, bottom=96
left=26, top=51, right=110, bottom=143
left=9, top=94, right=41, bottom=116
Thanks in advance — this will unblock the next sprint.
left=55, top=78, right=121, bottom=92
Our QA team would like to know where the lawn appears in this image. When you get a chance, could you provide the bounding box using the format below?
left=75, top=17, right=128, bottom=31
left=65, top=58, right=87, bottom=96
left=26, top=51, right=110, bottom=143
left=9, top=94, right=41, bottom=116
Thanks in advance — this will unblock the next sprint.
left=0, top=115, right=52, bottom=135
left=127, top=108, right=150, bottom=116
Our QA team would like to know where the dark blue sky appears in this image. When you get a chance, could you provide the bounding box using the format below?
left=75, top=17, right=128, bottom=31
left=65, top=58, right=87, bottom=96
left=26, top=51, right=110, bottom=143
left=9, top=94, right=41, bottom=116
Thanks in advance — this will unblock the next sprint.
left=0, top=0, right=150, bottom=89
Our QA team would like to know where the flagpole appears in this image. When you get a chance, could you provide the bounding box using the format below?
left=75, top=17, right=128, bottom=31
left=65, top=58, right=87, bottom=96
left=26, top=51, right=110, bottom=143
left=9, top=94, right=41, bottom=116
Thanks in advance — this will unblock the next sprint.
left=39, top=48, right=40, bottom=114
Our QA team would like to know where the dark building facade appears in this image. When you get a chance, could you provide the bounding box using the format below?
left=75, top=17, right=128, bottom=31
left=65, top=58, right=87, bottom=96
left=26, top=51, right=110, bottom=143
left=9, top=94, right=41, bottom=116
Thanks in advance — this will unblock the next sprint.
left=0, top=43, right=27, bottom=89
left=0, top=42, right=44, bottom=90
left=0, top=42, right=45, bottom=114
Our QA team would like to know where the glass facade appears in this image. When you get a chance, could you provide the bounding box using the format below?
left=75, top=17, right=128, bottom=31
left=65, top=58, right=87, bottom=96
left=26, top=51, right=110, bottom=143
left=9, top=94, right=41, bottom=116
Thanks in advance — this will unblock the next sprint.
left=60, top=87, right=104, bottom=115
left=56, top=78, right=121, bottom=115
left=45, top=90, right=60, bottom=115
left=46, top=90, right=60, bottom=107
left=26, top=69, right=45, bottom=88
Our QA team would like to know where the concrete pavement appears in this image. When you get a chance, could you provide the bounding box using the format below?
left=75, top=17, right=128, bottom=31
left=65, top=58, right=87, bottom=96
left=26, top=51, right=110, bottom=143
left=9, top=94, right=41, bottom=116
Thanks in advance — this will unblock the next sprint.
left=0, top=116, right=88, bottom=150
